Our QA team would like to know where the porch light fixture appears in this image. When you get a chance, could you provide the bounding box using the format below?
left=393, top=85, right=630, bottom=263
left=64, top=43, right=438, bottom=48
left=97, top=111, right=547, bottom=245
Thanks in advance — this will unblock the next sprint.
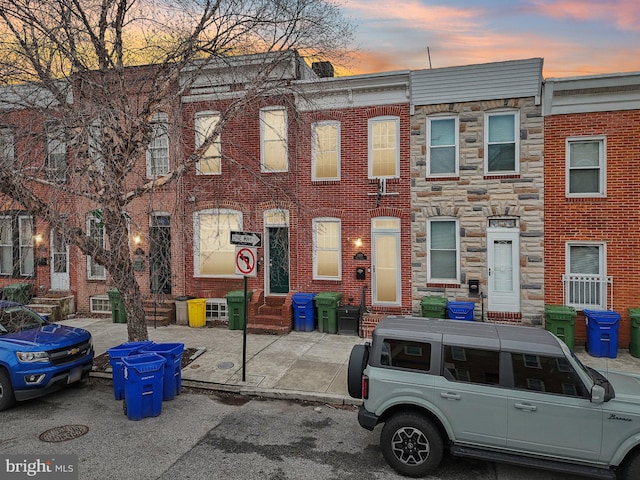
left=354, top=237, right=363, bottom=248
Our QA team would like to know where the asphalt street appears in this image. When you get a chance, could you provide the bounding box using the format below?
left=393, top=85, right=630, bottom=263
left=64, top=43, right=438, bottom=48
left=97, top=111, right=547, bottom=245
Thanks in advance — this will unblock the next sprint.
left=1, top=379, right=585, bottom=480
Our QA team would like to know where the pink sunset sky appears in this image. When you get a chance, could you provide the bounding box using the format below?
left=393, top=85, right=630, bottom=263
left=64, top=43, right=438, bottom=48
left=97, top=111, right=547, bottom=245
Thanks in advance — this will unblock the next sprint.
left=339, top=0, right=640, bottom=78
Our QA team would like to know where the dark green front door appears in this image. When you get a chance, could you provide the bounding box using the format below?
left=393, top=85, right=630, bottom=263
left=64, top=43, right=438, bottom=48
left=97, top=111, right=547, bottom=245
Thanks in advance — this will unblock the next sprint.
left=268, top=227, right=289, bottom=294
left=149, top=214, right=171, bottom=294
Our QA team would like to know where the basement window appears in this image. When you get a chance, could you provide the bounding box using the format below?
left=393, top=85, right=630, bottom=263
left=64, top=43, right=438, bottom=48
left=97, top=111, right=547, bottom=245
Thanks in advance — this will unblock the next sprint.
left=206, top=298, right=228, bottom=321
left=90, top=295, right=111, bottom=314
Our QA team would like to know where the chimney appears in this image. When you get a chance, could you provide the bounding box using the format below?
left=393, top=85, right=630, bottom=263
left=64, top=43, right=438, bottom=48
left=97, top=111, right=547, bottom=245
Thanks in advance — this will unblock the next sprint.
left=312, top=61, right=334, bottom=78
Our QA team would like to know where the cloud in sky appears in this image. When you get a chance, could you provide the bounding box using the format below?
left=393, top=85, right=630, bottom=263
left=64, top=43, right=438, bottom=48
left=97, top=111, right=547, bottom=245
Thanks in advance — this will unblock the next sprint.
left=339, top=0, right=640, bottom=78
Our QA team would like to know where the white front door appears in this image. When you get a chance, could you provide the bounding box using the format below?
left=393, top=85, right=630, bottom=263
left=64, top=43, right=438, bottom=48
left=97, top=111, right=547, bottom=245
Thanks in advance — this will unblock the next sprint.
left=50, top=229, right=70, bottom=291
left=487, top=228, right=520, bottom=312
left=372, top=217, right=401, bottom=306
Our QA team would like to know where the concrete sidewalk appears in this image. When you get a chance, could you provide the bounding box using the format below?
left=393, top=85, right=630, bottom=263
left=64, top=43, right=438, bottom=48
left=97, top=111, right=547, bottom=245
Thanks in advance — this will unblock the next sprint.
left=60, top=317, right=640, bottom=406
left=61, top=317, right=367, bottom=406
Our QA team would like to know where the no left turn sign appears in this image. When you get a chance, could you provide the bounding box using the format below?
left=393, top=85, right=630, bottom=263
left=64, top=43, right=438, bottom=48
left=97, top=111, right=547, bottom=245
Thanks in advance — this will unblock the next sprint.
left=235, top=247, right=257, bottom=277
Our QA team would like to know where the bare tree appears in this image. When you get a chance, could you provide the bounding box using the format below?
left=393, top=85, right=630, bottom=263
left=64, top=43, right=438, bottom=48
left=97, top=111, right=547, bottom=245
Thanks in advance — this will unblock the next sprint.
left=0, top=0, right=353, bottom=340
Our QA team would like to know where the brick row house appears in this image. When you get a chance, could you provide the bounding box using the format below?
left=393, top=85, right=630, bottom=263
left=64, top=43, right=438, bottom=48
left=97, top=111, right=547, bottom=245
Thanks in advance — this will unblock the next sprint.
left=2, top=52, right=640, bottom=349
left=543, top=72, right=640, bottom=348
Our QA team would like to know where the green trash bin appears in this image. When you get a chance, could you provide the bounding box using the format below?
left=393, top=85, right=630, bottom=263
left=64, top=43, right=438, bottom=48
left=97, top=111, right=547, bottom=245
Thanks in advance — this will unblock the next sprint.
left=314, top=292, right=342, bottom=334
left=420, top=296, right=447, bottom=319
left=544, top=305, right=576, bottom=350
left=226, top=290, right=253, bottom=330
left=3, top=283, right=32, bottom=304
left=108, top=289, right=127, bottom=324
left=628, top=309, right=640, bottom=358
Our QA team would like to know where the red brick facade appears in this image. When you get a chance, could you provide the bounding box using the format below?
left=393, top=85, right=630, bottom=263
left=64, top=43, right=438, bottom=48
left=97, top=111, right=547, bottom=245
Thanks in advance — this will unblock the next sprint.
left=544, top=109, right=640, bottom=347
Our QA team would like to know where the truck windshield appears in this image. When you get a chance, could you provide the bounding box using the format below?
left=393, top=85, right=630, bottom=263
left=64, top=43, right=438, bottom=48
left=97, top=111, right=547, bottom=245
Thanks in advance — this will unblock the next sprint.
left=0, top=306, right=46, bottom=335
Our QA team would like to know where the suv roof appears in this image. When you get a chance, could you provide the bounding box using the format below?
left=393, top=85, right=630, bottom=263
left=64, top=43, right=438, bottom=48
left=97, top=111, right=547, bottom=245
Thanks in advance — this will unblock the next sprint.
left=374, top=316, right=564, bottom=356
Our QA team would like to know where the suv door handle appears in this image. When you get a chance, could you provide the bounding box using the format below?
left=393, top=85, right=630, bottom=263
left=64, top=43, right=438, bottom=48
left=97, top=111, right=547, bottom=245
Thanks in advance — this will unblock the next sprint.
left=514, top=402, right=537, bottom=412
left=440, top=392, right=461, bottom=400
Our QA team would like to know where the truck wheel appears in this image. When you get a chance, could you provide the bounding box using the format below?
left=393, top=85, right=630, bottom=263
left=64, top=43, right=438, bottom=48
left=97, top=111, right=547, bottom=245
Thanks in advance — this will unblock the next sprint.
left=0, top=369, right=16, bottom=411
left=620, top=450, right=640, bottom=480
left=347, top=344, right=369, bottom=398
left=380, top=412, right=443, bottom=477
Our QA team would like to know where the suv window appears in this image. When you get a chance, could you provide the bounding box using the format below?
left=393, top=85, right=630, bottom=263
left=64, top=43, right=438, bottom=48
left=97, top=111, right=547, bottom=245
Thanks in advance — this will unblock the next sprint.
left=443, top=346, right=500, bottom=385
left=511, top=353, right=588, bottom=397
left=381, top=339, right=431, bottom=371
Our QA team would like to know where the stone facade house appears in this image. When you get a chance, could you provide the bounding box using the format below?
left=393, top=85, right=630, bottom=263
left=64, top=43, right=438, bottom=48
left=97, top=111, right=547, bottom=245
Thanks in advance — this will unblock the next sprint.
left=410, top=58, right=545, bottom=324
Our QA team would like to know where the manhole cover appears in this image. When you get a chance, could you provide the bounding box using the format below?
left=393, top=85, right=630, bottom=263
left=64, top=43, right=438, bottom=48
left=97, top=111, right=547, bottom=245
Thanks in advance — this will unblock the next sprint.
left=39, top=425, right=89, bottom=443
left=217, top=361, right=234, bottom=370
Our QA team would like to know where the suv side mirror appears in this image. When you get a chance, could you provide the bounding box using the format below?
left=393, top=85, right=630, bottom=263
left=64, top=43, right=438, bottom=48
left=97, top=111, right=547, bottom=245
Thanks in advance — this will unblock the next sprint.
left=591, top=384, right=605, bottom=404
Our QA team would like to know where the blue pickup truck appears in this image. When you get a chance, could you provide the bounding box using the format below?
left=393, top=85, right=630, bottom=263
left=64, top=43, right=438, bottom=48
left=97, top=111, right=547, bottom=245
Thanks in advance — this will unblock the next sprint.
left=0, top=300, right=94, bottom=410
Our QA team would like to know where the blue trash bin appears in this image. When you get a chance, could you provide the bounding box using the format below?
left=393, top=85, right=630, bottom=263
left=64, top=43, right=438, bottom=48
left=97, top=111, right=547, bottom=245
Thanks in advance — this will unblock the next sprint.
left=446, top=301, right=475, bottom=321
left=107, top=341, right=154, bottom=400
left=292, top=293, right=317, bottom=332
left=584, top=309, right=620, bottom=359
left=122, top=353, right=164, bottom=421
left=144, top=343, right=185, bottom=401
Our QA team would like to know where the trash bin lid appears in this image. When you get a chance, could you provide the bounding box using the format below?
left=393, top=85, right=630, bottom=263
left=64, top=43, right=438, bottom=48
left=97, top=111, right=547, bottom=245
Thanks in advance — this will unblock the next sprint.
left=292, top=293, right=316, bottom=304
left=420, top=296, right=447, bottom=306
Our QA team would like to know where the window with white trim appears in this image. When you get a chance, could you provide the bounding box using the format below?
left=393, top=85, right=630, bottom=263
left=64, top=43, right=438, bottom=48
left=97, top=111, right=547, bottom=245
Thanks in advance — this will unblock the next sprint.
left=427, top=116, right=458, bottom=176
left=195, top=111, right=221, bottom=175
left=0, top=214, right=35, bottom=277
left=427, top=218, right=459, bottom=282
left=87, top=213, right=106, bottom=280
left=147, top=112, right=169, bottom=178
left=46, top=122, right=67, bottom=182
left=313, top=218, right=341, bottom=280
left=0, top=128, right=15, bottom=168
left=312, top=121, right=340, bottom=180
left=369, top=116, right=399, bottom=178
left=260, top=107, right=287, bottom=172
left=194, top=209, right=242, bottom=277
left=88, top=120, right=104, bottom=173
left=485, top=111, right=519, bottom=174
left=566, top=243, right=607, bottom=309
left=566, top=137, right=606, bottom=197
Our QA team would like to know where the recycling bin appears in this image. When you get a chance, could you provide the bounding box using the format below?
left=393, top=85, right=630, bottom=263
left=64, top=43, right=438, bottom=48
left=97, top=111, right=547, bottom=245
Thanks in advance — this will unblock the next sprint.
left=292, top=293, right=317, bottom=332
left=420, top=296, right=447, bottom=319
left=629, top=308, right=640, bottom=358
left=108, top=289, right=127, bottom=324
left=337, top=305, right=361, bottom=336
left=226, top=290, right=252, bottom=330
left=545, top=305, right=577, bottom=350
left=314, top=292, right=342, bottom=334
left=187, top=298, right=206, bottom=328
left=174, top=296, right=193, bottom=326
left=2, top=283, right=32, bottom=304
left=122, top=353, right=164, bottom=421
left=446, top=301, right=475, bottom=321
left=584, top=309, right=621, bottom=358
left=145, top=342, right=185, bottom=401
left=107, top=341, right=154, bottom=400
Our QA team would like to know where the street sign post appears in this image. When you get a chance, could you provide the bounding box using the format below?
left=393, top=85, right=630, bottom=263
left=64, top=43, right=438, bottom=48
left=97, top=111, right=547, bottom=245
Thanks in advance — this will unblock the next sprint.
left=230, top=231, right=262, bottom=247
left=230, top=231, right=261, bottom=383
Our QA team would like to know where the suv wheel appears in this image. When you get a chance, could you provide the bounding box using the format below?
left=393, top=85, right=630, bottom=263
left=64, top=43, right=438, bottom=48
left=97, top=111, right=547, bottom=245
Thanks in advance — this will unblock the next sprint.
left=381, top=412, right=443, bottom=477
left=620, top=450, right=640, bottom=480
left=0, top=368, right=16, bottom=411
left=347, top=344, right=369, bottom=399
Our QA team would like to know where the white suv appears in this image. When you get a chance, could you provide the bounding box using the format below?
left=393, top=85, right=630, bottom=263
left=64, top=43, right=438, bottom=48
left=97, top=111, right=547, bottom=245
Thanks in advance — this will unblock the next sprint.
left=348, top=316, right=640, bottom=479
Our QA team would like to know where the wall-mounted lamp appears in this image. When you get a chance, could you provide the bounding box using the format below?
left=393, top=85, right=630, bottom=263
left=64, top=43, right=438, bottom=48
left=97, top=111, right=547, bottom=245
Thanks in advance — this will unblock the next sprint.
left=33, top=234, right=48, bottom=266
left=132, top=234, right=142, bottom=246
left=354, top=237, right=363, bottom=248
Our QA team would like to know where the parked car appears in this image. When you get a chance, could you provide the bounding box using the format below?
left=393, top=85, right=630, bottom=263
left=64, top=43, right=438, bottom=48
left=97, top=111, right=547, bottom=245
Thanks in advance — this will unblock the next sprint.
left=348, top=316, right=640, bottom=479
left=0, top=300, right=93, bottom=410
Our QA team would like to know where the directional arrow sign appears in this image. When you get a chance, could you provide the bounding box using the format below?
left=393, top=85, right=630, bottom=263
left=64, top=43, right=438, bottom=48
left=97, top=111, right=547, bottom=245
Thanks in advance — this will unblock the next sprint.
left=230, top=231, right=262, bottom=247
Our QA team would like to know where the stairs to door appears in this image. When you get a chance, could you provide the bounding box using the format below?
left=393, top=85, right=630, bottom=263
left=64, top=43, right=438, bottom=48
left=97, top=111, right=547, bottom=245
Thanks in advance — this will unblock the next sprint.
left=248, top=292, right=293, bottom=334
left=28, top=291, right=75, bottom=322
left=143, top=299, right=175, bottom=326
